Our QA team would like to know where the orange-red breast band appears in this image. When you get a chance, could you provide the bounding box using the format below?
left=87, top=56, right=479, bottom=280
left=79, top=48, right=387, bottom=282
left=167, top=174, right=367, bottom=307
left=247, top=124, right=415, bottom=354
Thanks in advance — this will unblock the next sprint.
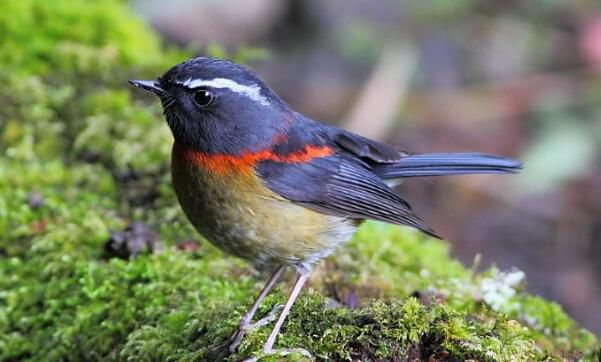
left=174, top=144, right=333, bottom=175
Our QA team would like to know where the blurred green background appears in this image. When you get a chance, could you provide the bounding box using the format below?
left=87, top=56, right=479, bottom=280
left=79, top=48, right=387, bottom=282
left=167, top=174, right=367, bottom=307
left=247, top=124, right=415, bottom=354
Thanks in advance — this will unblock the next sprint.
left=131, top=0, right=601, bottom=334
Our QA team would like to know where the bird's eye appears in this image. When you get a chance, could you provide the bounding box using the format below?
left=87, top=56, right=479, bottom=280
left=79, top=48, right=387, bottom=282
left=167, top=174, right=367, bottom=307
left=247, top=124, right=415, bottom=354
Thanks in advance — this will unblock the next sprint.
left=193, top=89, right=213, bottom=107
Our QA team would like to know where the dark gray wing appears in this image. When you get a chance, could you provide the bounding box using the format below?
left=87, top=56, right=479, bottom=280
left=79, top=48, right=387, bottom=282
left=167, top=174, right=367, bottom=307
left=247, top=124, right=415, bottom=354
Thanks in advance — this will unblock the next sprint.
left=256, top=154, right=439, bottom=238
left=334, top=131, right=405, bottom=163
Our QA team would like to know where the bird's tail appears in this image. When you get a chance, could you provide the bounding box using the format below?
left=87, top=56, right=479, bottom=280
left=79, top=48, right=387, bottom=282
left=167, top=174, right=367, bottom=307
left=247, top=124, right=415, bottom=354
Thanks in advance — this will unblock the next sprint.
left=374, top=153, right=522, bottom=179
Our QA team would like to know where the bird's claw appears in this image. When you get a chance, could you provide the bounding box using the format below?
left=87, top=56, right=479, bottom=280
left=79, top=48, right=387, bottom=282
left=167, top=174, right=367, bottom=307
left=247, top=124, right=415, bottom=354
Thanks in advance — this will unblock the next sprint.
left=228, top=304, right=285, bottom=353
left=246, top=304, right=285, bottom=331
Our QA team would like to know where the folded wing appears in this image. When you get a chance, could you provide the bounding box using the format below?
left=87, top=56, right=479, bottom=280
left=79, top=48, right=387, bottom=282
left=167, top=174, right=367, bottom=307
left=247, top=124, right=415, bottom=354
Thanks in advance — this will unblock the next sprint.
left=257, top=154, right=440, bottom=238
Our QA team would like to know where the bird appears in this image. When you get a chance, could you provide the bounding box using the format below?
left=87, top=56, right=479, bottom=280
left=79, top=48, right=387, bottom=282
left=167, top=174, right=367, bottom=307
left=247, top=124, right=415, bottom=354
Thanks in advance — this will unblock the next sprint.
left=129, top=57, right=521, bottom=359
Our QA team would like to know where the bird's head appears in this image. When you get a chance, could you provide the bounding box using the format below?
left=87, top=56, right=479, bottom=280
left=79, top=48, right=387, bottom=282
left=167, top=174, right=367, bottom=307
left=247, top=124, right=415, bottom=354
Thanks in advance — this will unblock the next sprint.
left=130, top=57, right=291, bottom=154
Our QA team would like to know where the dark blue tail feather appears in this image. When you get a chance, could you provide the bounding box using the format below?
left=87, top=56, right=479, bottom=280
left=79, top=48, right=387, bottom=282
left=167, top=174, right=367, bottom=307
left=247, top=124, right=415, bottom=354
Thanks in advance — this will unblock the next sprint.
left=374, top=153, right=522, bottom=179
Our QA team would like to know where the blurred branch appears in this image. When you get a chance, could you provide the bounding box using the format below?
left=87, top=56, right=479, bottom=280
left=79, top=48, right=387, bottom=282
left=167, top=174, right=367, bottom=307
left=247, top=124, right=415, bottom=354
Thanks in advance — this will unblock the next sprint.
left=343, top=40, right=417, bottom=140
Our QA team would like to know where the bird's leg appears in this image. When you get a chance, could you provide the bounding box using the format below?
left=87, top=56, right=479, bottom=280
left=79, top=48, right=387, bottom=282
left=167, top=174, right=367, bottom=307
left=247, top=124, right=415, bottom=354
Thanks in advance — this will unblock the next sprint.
left=262, top=271, right=310, bottom=355
left=239, top=271, right=312, bottom=362
left=228, top=265, right=286, bottom=352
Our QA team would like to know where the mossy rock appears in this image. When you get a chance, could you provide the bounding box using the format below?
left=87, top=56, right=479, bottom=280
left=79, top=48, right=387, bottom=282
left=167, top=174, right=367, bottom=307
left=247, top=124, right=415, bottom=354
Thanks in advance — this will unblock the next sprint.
left=0, top=1, right=599, bottom=361
left=1, top=158, right=598, bottom=361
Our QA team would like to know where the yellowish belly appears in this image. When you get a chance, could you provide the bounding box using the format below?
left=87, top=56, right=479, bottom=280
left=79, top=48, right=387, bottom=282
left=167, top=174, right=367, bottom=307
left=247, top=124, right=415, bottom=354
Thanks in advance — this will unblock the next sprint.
left=171, top=149, right=355, bottom=270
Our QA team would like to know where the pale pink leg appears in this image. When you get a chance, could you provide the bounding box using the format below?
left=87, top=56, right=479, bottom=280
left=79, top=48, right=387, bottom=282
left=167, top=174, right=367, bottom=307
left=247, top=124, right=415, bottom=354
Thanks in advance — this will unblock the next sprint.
left=229, top=265, right=285, bottom=352
left=262, top=272, right=309, bottom=353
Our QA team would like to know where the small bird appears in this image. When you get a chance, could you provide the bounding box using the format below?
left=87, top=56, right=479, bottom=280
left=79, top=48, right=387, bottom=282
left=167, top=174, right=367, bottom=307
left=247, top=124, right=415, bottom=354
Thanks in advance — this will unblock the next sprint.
left=129, top=57, right=521, bottom=359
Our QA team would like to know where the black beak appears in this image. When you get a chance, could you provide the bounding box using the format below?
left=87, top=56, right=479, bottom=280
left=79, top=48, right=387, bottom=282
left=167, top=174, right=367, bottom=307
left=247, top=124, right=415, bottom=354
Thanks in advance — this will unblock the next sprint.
left=128, top=80, right=163, bottom=95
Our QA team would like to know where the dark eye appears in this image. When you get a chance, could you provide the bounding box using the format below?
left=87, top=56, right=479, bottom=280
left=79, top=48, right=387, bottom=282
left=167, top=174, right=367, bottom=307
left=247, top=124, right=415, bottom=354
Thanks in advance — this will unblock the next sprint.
left=193, top=89, right=213, bottom=107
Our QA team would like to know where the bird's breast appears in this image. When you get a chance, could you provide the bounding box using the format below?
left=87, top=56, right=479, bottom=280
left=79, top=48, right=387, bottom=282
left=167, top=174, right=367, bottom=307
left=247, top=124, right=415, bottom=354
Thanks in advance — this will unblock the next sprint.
left=170, top=143, right=355, bottom=269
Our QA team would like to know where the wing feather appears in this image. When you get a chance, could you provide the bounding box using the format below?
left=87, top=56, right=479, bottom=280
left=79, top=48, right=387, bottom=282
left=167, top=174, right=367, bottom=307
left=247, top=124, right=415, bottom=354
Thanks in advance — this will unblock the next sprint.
left=334, top=131, right=404, bottom=163
left=257, top=155, right=439, bottom=238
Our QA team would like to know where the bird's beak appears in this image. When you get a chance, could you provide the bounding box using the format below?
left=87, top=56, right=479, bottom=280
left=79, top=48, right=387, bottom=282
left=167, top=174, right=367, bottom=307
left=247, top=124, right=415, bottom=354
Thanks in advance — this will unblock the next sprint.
left=128, top=80, right=163, bottom=95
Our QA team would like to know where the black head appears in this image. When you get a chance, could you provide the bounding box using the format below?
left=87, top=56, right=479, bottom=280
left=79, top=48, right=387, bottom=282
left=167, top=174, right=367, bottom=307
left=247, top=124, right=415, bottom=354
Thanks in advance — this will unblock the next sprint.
left=130, top=57, right=291, bottom=154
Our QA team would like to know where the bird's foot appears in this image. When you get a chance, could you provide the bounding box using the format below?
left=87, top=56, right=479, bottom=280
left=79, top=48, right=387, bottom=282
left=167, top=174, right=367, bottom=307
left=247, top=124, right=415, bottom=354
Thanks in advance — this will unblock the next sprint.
left=228, top=304, right=285, bottom=353
left=242, top=347, right=312, bottom=362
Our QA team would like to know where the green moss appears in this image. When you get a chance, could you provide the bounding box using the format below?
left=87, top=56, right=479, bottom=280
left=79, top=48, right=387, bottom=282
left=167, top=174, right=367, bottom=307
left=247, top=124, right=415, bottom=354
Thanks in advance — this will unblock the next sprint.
left=1, top=162, right=597, bottom=360
left=0, top=0, right=168, bottom=75
left=0, top=1, right=599, bottom=361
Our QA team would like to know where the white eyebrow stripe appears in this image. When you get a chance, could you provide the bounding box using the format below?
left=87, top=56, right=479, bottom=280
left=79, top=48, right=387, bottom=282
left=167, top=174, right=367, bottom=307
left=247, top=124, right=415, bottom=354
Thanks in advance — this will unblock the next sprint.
left=180, top=77, right=270, bottom=106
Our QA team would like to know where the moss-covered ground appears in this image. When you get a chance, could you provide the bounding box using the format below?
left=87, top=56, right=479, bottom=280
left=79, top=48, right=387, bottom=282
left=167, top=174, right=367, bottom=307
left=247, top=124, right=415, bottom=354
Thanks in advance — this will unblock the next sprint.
left=0, top=1, right=599, bottom=361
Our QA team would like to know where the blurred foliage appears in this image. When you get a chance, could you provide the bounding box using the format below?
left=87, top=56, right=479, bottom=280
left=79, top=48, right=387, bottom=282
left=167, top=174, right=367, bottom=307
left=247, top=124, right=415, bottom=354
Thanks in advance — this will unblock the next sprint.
left=0, top=0, right=184, bottom=169
left=0, top=0, right=167, bottom=74
left=521, top=100, right=600, bottom=192
left=0, top=0, right=599, bottom=361
left=522, top=114, right=597, bottom=191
